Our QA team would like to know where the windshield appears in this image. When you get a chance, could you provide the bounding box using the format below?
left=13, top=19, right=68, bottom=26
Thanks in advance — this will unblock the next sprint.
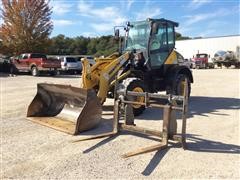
left=125, top=21, right=150, bottom=51
left=196, top=54, right=207, bottom=58
left=66, top=57, right=77, bottom=63
left=215, top=50, right=226, bottom=57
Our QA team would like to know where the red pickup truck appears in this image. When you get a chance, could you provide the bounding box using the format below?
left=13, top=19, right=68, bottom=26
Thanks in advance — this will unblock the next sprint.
left=12, top=53, right=61, bottom=76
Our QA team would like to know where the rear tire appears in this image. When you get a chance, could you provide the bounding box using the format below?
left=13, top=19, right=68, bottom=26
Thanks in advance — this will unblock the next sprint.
left=121, top=79, right=146, bottom=116
left=235, top=63, right=240, bottom=69
left=224, top=62, right=231, bottom=68
left=31, top=66, right=39, bottom=76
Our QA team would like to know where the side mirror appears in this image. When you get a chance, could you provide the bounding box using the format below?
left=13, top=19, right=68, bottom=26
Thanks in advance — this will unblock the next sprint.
left=114, top=29, right=120, bottom=40
left=152, top=23, right=158, bottom=34
left=208, top=54, right=210, bottom=58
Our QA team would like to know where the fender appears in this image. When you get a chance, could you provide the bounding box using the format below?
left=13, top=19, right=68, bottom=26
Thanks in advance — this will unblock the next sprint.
left=164, top=65, right=193, bottom=83
left=29, top=63, right=37, bottom=70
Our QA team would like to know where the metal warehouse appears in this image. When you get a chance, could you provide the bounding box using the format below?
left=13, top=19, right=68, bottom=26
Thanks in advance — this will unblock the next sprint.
left=175, top=35, right=240, bottom=59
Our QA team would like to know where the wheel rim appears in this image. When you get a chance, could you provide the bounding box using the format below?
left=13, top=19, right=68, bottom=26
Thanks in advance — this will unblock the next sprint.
left=132, top=87, right=144, bottom=108
left=32, top=68, right=37, bottom=76
left=179, top=80, right=185, bottom=96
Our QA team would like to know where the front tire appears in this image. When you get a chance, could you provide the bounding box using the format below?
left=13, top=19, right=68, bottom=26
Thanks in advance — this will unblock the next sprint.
left=224, top=62, right=231, bottom=68
left=50, top=69, right=58, bottom=76
left=122, top=79, right=146, bottom=116
left=202, top=63, right=206, bottom=69
left=171, top=74, right=191, bottom=97
left=31, top=66, right=39, bottom=76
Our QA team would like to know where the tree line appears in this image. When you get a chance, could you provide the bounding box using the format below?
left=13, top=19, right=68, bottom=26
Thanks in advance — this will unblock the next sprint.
left=47, top=34, right=118, bottom=57
left=46, top=33, right=190, bottom=56
left=0, top=32, right=191, bottom=57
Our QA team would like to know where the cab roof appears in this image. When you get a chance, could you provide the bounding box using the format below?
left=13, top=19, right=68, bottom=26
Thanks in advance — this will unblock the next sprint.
left=147, top=18, right=179, bottom=27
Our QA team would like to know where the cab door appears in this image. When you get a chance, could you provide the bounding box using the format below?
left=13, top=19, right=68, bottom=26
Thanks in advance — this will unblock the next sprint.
left=16, top=54, right=29, bottom=71
left=149, top=23, right=175, bottom=68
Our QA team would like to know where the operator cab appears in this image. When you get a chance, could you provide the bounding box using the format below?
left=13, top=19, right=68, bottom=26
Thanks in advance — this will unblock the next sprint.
left=149, top=19, right=178, bottom=68
left=115, top=18, right=178, bottom=69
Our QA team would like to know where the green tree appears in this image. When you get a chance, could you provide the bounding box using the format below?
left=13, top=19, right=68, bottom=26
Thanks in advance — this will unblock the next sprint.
left=71, top=36, right=89, bottom=55
left=175, top=32, right=191, bottom=40
left=48, top=34, right=72, bottom=55
left=87, top=38, right=98, bottom=55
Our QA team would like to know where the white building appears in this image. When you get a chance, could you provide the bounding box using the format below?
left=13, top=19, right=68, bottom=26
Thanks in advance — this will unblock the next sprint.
left=175, top=35, right=240, bottom=59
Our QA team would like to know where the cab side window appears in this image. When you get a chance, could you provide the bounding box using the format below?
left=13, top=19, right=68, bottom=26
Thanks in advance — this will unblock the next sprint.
left=19, top=54, right=28, bottom=60
left=167, top=26, right=174, bottom=45
left=150, top=25, right=167, bottom=51
left=23, top=55, right=28, bottom=59
left=157, top=26, right=167, bottom=46
left=150, top=24, right=169, bottom=67
left=19, top=54, right=24, bottom=59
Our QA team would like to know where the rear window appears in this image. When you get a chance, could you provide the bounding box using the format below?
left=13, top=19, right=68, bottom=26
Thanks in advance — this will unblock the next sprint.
left=86, top=56, right=94, bottom=60
left=30, top=54, right=47, bottom=59
left=66, top=57, right=77, bottom=62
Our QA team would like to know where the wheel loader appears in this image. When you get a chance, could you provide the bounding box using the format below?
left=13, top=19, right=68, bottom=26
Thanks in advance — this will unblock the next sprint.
left=27, top=18, right=193, bottom=135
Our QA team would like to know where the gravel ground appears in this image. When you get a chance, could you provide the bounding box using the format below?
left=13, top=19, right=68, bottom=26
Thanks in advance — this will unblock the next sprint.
left=1, top=69, right=240, bottom=179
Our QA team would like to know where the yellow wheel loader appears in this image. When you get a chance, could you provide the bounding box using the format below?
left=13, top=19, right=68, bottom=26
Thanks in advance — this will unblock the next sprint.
left=27, top=18, right=193, bottom=135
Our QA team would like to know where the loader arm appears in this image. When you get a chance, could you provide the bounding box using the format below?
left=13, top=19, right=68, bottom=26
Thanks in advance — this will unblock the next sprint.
left=81, top=52, right=131, bottom=103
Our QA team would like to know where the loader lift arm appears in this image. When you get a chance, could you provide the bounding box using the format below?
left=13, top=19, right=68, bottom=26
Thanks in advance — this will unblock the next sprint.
left=81, top=52, right=132, bottom=103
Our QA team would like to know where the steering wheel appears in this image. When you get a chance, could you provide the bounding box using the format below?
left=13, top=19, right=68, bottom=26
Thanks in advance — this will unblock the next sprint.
left=150, top=39, right=160, bottom=50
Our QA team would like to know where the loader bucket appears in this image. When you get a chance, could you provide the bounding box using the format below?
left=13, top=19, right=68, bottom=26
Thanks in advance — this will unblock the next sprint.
left=27, top=83, right=102, bottom=135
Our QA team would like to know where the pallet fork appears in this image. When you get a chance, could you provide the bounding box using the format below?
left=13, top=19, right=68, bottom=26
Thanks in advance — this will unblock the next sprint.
left=73, top=78, right=189, bottom=158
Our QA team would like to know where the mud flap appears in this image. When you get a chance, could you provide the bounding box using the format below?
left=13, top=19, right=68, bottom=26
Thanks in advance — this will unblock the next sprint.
left=27, top=83, right=102, bottom=135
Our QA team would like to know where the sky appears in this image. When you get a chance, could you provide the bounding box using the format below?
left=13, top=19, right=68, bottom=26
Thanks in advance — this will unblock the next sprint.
left=1, top=0, right=240, bottom=38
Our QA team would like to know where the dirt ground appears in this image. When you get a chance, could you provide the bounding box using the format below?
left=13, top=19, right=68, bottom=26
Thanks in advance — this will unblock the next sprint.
left=1, top=69, right=240, bottom=179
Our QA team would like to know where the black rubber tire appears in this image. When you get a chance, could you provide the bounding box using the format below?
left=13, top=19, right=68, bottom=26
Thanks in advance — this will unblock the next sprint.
left=202, top=63, right=206, bottom=69
left=171, top=74, right=191, bottom=97
left=235, top=63, right=240, bottom=69
left=224, top=62, right=231, bottom=68
left=209, top=64, right=214, bottom=69
left=31, top=66, right=39, bottom=76
left=122, top=78, right=146, bottom=116
left=50, top=69, right=58, bottom=76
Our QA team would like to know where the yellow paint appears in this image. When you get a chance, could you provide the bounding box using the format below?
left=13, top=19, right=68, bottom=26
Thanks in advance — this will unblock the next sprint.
left=132, top=87, right=145, bottom=109
left=81, top=52, right=130, bottom=103
left=164, top=50, right=177, bottom=65
left=179, top=80, right=185, bottom=96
